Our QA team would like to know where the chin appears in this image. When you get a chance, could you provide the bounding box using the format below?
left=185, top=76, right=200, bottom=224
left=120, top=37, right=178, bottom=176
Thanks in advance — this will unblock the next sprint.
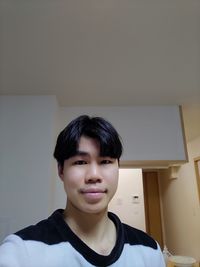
left=81, top=205, right=107, bottom=215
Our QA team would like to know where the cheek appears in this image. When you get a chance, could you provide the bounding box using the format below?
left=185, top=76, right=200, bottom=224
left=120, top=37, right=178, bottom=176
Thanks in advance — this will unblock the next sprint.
left=106, top=168, right=119, bottom=186
left=62, top=169, right=83, bottom=190
left=107, top=170, right=119, bottom=199
left=113, top=167, right=119, bottom=178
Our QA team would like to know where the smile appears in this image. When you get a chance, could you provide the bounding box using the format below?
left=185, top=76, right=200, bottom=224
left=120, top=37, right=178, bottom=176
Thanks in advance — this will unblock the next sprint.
left=80, top=188, right=107, bottom=194
left=80, top=188, right=107, bottom=202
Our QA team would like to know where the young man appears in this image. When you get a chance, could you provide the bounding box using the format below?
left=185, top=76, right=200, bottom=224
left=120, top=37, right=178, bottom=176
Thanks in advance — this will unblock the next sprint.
left=0, top=115, right=165, bottom=267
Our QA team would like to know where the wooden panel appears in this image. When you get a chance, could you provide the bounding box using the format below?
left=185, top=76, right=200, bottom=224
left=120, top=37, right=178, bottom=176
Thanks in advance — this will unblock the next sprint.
left=143, top=171, right=163, bottom=249
left=194, top=156, right=200, bottom=203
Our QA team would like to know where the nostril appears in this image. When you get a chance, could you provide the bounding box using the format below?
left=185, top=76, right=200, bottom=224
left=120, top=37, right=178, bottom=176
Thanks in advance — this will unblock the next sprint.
left=86, top=177, right=102, bottom=184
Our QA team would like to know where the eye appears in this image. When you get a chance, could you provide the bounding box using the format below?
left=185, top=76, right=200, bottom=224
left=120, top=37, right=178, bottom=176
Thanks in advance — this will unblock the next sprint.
left=73, top=160, right=87, bottom=165
left=101, top=159, right=113, bottom=164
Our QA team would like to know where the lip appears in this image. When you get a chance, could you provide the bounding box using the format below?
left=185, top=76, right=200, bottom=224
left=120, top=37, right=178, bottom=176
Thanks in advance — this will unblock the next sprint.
left=80, top=188, right=107, bottom=202
left=80, top=188, right=107, bottom=194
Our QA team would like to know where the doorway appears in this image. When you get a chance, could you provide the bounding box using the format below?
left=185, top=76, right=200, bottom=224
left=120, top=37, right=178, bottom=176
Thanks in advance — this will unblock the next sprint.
left=109, top=168, right=164, bottom=249
left=143, top=171, right=164, bottom=249
left=109, top=168, right=146, bottom=231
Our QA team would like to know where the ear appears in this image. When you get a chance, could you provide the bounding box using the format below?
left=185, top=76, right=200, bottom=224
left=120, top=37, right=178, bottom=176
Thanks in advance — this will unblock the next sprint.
left=58, top=164, right=64, bottom=181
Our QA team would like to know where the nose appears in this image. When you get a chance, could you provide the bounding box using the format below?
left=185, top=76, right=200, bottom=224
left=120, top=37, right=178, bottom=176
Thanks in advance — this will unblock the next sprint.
left=85, top=163, right=102, bottom=184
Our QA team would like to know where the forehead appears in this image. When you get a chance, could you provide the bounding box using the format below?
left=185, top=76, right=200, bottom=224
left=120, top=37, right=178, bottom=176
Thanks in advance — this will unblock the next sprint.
left=77, top=136, right=100, bottom=153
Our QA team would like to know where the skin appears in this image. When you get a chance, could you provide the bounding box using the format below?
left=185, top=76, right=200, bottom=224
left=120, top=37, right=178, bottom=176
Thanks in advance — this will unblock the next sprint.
left=58, top=135, right=119, bottom=255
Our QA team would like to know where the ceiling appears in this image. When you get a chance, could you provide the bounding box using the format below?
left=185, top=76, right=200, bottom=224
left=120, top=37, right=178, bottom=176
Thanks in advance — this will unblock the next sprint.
left=0, top=0, right=200, bottom=141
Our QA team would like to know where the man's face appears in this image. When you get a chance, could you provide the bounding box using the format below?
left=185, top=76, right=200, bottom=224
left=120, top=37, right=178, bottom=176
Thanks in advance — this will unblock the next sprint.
left=59, top=136, right=119, bottom=215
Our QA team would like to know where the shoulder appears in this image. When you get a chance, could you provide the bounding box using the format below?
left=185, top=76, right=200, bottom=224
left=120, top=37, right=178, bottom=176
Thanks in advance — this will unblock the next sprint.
left=122, top=224, right=165, bottom=267
left=108, top=212, right=157, bottom=250
left=0, top=234, right=29, bottom=266
left=108, top=212, right=165, bottom=266
left=15, top=209, right=65, bottom=245
left=5, top=209, right=64, bottom=245
left=0, top=210, right=67, bottom=266
left=122, top=223, right=158, bottom=249
left=15, top=217, right=52, bottom=243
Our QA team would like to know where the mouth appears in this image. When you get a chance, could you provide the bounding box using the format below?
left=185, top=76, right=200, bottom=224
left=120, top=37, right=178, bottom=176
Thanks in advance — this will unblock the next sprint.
left=80, top=188, right=107, bottom=194
left=80, top=188, right=107, bottom=202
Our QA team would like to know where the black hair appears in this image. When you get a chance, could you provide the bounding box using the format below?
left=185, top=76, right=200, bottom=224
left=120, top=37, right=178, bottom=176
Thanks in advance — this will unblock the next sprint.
left=53, top=115, right=123, bottom=167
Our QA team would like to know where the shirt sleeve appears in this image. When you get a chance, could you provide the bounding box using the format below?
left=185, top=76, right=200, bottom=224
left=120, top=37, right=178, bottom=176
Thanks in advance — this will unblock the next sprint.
left=0, top=234, right=29, bottom=267
left=156, top=242, right=166, bottom=267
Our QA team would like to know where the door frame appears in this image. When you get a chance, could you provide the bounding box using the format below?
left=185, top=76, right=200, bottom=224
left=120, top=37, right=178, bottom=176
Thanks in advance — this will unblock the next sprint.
left=142, top=170, right=164, bottom=249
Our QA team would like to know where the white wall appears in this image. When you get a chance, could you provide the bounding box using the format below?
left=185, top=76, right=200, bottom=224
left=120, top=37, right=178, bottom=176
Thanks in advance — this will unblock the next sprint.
left=0, top=96, right=58, bottom=240
left=109, top=169, right=146, bottom=231
left=59, top=106, right=187, bottom=163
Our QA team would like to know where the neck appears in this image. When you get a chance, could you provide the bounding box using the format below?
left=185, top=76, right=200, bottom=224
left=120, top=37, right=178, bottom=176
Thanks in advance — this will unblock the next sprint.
left=63, top=204, right=116, bottom=255
left=64, top=204, right=109, bottom=237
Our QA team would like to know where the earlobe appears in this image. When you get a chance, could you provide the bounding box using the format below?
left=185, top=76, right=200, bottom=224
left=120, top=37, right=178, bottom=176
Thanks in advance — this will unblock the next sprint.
left=58, top=164, right=64, bottom=180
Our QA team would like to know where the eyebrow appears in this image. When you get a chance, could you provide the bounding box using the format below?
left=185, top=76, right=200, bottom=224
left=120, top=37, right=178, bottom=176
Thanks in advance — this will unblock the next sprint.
left=73, top=151, right=115, bottom=159
left=73, top=151, right=90, bottom=157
